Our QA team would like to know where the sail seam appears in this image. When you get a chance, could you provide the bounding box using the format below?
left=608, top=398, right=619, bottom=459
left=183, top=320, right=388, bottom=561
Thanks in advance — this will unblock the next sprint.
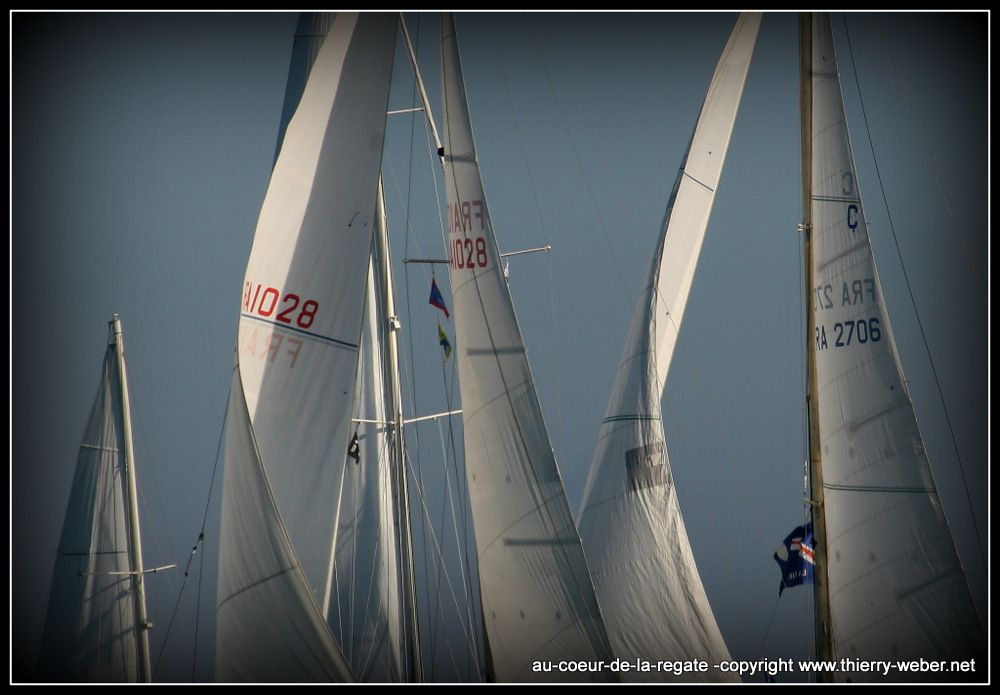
left=823, top=482, right=935, bottom=494
left=239, top=312, right=360, bottom=350
left=682, top=170, right=714, bottom=193
left=216, top=565, right=297, bottom=612
left=811, top=194, right=861, bottom=204
left=816, top=239, right=869, bottom=271
left=601, top=414, right=659, bottom=424
left=80, top=444, right=120, bottom=453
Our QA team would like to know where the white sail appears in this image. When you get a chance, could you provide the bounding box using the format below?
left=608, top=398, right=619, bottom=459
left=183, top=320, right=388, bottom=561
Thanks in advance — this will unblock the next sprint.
left=216, top=368, right=355, bottom=682
left=327, top=193, right=406, bottom=682
left=576, top=13, right=760, bottom=682
left=808, top=13, right=983, bottom=678
left=38, top=330, right=139, bottom=682
left=439, top=14, right=615, bottom=683
left=215, top=12, right=397, bottom=682
left=273, top=13, right=337, bottom=163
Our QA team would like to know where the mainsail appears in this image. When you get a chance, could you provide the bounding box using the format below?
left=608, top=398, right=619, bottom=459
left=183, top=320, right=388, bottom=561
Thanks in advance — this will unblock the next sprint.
left=215, top=13, right=397, bottom=682
left=805, top=13, right=983, bottom=678
left=38, top=318, right=149, bottom=682
left=439, top=14, right=615, bottom=682
left=576, top=13, right=760, bottom=682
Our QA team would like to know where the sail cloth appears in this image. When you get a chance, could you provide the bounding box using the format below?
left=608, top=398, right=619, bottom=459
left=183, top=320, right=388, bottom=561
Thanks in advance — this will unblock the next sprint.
left=216, top=369, right=355, bottom=682
left=273, top=13, right=337, bottom=163
left=440, top=14, right=616, bottom=683
left=38, top=344, right=139, bottom=682
left=215, top=12, right=396, bottom=682
left=577, top=13, right=761, bottom=682
left=808, top=14, right=983, bottom=678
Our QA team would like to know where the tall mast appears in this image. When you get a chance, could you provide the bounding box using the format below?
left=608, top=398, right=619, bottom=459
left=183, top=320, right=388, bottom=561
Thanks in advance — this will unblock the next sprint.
left=111, top=315, right=152, bottom=683
left=799, top=14, right=833, bottom=672
left=375, top=181, right=424, bottom=681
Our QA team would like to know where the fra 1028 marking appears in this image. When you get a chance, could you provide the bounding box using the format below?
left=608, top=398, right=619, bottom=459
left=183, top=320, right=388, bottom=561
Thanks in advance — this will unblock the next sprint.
left=244, top=281, right=319, bottom=329
left=239, top=323, right=303, bottom=368
left=448, top=200, right=490, bottom=269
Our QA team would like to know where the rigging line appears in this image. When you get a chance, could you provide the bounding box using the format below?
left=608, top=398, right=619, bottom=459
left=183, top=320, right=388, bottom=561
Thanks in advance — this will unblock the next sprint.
left=401, top=446, right=481, bottom=659
left=430, top=409, right=450, bottom=676
left=423, top=90, right=478, bottom=667
left=355, top=433, right=398, bottom=679
left=396, top=16, right=436, bottom=665
left=411, top=18, right=479, bottom=677
left=648, top=213, right=774, bottom=552
left=129, top=399, right=188, bottom=675
left=487, top=24, right=566, bottom=465
left=754, top=593, right=784, bottom=681
left=187, top=372, right=232, bottom=681
left=526, top=22, right=634, bottom=302
left=799, top=207, right=809, bottom=488
left=128, top=358, right=209, bottom=680
left=445, top=341, right=482, bottom=676
left=842, top=16, right=986, bottom=569
left=434, top=372, right=481, bottom=670
left=443, top=34, right=614, bottom=663
left=192, top=527, right=207, bottom=683
left=538, top=23, right=645, bottom=254
left=870, top=18, right=983, bottom=293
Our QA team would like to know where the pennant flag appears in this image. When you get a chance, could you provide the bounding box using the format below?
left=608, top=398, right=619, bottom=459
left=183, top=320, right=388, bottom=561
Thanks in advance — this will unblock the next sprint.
left=773, top=522, right=815, bottom=596
left=438, top=322, right=452, bottom=361
left=429, top=278, right=450, bottom=318
left=347, top=432, right=360, bottom=463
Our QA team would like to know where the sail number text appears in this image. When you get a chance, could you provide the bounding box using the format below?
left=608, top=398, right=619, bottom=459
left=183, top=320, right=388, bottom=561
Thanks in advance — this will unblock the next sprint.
left=451, top=237, right=488, bottom=269
left=816, top=318, right=881, bottom=350
left=448, top=200, right=489, bottom=269
left=243, top=281, right=319, bottom=329
left=814, top=278, right=876, bottom=312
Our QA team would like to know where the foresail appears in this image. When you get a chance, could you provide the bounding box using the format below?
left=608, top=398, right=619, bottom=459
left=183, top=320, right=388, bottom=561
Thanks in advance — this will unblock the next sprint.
left=216, top=12, right=397, bottom=681
left=440, top=14, right=615, bottom=683
left=808, top=13, right=982, bottom=678
left=216, top=369, right=354, bottom=682
left=38, top=345, right=138, bottom=682
left=236, top=11, right=396, bottom=599
left=577, top=13, right=760, bottom=682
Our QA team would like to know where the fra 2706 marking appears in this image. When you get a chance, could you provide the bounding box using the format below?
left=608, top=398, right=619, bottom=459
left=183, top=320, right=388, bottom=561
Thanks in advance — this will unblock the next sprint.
left=816, top=317, right=881, bottom=351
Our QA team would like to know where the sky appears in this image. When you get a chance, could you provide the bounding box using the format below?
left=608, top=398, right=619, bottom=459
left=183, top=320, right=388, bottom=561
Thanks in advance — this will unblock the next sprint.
left=11, top=11, right=987, bottom=683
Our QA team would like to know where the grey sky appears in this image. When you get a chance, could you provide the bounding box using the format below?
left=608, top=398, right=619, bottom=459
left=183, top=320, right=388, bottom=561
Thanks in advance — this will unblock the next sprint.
left=12, top=11, right=986, bottom=682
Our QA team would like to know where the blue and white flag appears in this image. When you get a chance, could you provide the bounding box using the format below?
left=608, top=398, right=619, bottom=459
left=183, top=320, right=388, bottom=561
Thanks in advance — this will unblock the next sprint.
left=773, top=522, right=815, bottom=596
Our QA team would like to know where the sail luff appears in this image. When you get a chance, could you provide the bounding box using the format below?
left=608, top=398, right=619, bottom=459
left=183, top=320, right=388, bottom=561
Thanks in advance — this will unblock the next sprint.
left=808, top=12, right=983, bottom=680
left=110, top=316, right=151, bottom=683
left=439, top=12, right=616, bottom=682
left=799, top=12, right=834, bottom=670
left=576, top=13, right=760, bottom=682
